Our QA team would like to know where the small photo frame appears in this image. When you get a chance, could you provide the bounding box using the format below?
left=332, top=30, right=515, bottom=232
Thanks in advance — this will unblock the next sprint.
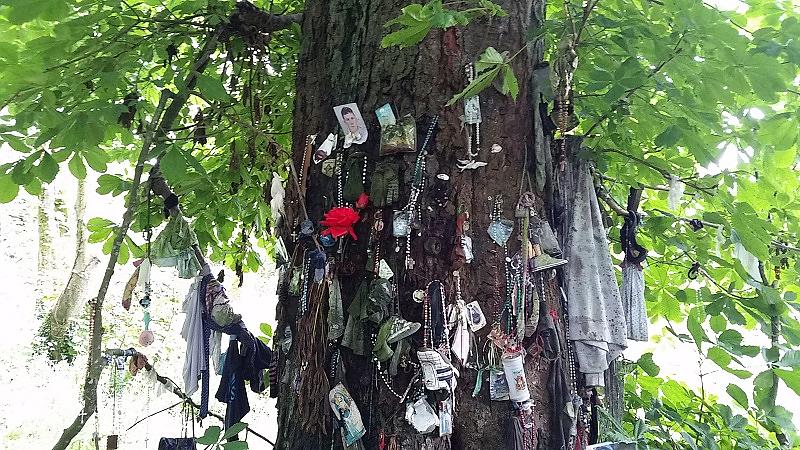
left=380, top=115, right=416, bottom=155
left=334, top=103, right=368, bottom=148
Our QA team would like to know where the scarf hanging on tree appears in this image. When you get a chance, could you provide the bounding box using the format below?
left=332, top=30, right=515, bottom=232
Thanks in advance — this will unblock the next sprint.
left=560, top=155, right=627, bottom=387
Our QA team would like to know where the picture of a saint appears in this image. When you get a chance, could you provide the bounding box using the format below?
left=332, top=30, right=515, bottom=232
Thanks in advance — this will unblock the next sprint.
left=334, top=103, right=368, bottom=148
left=329, top=383, right=366, bottom=445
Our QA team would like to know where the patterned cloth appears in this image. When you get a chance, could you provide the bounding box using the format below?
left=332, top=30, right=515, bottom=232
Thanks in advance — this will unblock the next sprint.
left=621, top=264, right=648, bottom=341
left=560, top=157, right=627, bottom=387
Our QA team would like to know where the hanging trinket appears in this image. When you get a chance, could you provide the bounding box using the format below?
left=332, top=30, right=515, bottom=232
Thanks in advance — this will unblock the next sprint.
left=430, top=174, right=450, bottom=208
left=329, top=383, right=367, bottom=445
left=487, top=195, right=514, bottom=247
left=371, top=158, right=400, bottom=207
left=502, top=347, right=531, bottom=403
left=465, top=301, right=486, bottom=331
left=458, top=63, right=488, bottom=171
left=392, top=210, right=412, bottom=238
left=139, top=310, right=154, bottom=346
left=335, top=152, right=345, bottom=205
left=406, top=397, right=439, bottom=434
left=447, top=271, right=471, bottom=365
left=488, top=345, right=509, bottom=401
left=439, top=398, right=453, bottom=437
left=376, top=104, right=416, bottom=155
left=314, top=133, right=337, bottom=163
left=342, top=151, right=367, bottom=204
left=270, top=172, right=286, bottom=229
left=320, top=206, right=359, bottom=240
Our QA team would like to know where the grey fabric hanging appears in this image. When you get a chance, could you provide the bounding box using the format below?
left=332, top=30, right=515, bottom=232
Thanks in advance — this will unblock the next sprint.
left=503, top=416, right=525, bottom=450
left=620, top=264, right=647, bottom=341
left=328, top=276, right=345, bottom=341
left=560, top=154, right=627, bottom=387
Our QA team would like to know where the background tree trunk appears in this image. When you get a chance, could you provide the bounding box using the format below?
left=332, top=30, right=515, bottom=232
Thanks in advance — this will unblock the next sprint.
left=38, top=184, right=57, bottom=298
left=41, top=178, right=100, bottom=362
left=277, top=0, right=563, bottom=448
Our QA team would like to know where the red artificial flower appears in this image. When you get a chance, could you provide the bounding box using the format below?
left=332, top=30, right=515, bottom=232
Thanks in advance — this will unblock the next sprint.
left=356, top=192, right=370, bottom=209
left=320, top=207, right=360, bottom=240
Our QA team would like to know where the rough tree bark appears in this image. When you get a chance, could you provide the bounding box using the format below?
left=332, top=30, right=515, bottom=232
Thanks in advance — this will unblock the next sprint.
left=43, top=178, right=100, bottom=362
left=277, top=0, right=562, bottom=448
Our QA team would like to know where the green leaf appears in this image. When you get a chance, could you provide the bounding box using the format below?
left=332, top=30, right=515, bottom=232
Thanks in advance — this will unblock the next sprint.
left=259, top=322, right=273, bottom=338
left=774, top=368, right=800, bottom=398
left=726, top=384, right=748, bottom=409
left=222, top=441, right=249, bottom=450
left=446, top=64, right=501, bottom=107
left=87, top=217, right=115, bottom=232
left=637, top=352, right=660, bottom=376
left=0, top=175, right=20, bottom=203
left=687, top=308, right=707, bottom=349
left=709, top=315, right=727, bottom=333
left=68, top=153, right=87, bottom=179
left=196, top=426, right=222, bottom=445
left=37, top=152, right=59, bottom=183
left=161, top=146, right=188, bottom=182
left=102, top=234, right=115, bottom=254
left=381, top=22, right=432, bottom=48
left=196, top=74, right=229, bottom=101
left=221, top=422, right=248, bottom=441
left=759, top=114, right=797, bottom=151
left=654, top=125, right=682, bottom=148
left=3, top=134, right=32, bottom=153
left=500, top=66, right=519, bottom=100
left=24, top=177, right=42, bottom=195
left=707, top=346, right=732, bottom=369
left=82, top=148, right=109, bottom=172
left=11, top=162, right=35, bottom=185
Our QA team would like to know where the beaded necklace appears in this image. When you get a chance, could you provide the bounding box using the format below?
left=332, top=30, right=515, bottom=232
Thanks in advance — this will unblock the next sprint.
left=401, top=116, right=438, bottom=269
left=335, top=152, right=344, bottom=206
left=299, top=250, right=311, bottom=316
left=558, top=285, right=578, bottom=393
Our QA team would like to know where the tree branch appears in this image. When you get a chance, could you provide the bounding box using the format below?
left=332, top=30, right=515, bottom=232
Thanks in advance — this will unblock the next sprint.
left=104, top=349, right=275, bottom=446
left=583, top=33, right=686, bottom=137
left=52, top=22, right=226, bottom=450
left=52, top=87, right=171, bottom=450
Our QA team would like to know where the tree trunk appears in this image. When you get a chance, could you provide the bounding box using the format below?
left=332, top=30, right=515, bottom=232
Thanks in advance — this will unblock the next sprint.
left=38, top=184, right=57, bottom=297
left=276, top=0, right=562, bottom=448
left=41, top=178, right=100, bottom=362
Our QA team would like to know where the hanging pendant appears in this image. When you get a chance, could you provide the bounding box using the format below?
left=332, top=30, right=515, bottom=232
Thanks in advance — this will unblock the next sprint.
left=138, top=310, right=154, bottom=347
left=487, top=218, right=514, bottom=247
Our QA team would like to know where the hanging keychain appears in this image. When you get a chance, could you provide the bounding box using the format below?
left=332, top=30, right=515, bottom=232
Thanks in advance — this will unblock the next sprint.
left=139, top=180, right=155, bottom=347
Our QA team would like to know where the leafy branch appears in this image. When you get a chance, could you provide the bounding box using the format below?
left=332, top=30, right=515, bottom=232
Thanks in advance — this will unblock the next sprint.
left=583, top=32, right=686, bottom=137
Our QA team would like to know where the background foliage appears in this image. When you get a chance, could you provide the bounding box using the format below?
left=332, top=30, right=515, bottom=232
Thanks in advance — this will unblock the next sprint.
left=1, top=0, right=800, bottom=447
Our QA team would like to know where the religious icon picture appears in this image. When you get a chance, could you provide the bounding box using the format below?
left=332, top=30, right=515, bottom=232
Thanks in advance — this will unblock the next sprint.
left=375, top=103, right=397, bottom=127
left=329, top=383, right=366, bottom=445
left=334, top=103, right=368, bottom=148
